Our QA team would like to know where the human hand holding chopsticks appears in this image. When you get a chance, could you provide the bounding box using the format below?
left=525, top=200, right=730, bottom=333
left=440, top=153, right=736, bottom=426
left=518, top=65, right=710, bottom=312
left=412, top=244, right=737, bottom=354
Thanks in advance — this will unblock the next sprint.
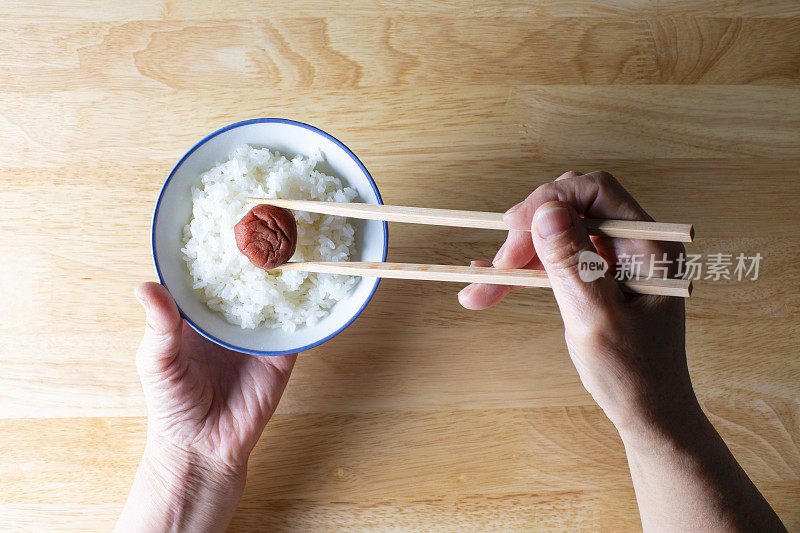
left=460, top=170, right=785, bottom=532
left=461, top=170, right=691, bottom=426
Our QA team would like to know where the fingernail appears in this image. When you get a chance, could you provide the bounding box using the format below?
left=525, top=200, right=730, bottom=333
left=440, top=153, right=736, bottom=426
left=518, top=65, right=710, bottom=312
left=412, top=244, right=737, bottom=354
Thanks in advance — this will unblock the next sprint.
left=469, top=260, right=479, bottom=267
left=535, top=206, right=572, bottom=239
left=458, top=285, right=473, bottom=298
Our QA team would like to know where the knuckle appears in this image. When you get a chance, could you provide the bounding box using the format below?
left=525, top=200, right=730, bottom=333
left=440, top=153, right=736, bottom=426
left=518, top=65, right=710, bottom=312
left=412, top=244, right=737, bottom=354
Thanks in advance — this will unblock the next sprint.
left=592, top=170, right=617, bottom=188
left=539, top=235, right=582, bottom=272
left=586, top=315, right=623, bottom=349
left=555, top=170, right=582, bottom=182
left=534, top=181, right=558, bottom=198
left=529, top=182, right=559, bottom=207
left=568, top=308, right=627, bottom=354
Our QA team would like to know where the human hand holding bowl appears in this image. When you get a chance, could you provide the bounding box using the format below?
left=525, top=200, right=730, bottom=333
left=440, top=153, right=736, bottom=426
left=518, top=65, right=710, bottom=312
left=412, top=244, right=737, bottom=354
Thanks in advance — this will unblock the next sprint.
left=115, top=282, right=296, bottom=533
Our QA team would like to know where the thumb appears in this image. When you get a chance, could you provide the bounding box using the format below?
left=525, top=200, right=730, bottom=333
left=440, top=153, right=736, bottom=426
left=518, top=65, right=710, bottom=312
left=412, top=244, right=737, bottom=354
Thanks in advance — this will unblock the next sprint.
left=531, top=202, right=623, bottom=334
left=134, top=282, right=183, bottom=375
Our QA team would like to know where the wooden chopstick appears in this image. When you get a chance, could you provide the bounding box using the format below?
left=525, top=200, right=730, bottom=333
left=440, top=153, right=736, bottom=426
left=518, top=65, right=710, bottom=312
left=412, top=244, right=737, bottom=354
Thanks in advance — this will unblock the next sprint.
left=247, top=198, right=694, bottom=242
left=276, top=261, right=693, bottom=298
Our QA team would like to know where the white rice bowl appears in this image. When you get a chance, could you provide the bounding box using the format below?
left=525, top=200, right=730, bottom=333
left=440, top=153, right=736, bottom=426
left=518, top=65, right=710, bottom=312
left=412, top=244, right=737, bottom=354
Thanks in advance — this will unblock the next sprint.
left=181, top=145, right=359, bottom=331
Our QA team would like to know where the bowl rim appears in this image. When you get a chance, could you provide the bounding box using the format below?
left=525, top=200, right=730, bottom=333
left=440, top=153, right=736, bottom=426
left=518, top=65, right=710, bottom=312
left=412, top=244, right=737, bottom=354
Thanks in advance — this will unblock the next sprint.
left=151, top=118, right=388, bottom=356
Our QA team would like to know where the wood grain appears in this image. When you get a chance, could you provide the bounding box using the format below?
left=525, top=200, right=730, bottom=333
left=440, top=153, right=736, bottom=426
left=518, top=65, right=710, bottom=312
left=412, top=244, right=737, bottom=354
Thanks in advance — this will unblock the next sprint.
left=0, top=1, right=798, bottom=531
left=2, top=17, right=799, bottom=91
left=2, top=1, right=800, bottom=21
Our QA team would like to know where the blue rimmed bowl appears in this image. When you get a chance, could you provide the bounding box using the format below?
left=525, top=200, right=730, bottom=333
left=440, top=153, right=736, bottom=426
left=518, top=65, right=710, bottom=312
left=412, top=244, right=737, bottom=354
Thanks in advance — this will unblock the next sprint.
left=152, top=119, right=388, bottom=355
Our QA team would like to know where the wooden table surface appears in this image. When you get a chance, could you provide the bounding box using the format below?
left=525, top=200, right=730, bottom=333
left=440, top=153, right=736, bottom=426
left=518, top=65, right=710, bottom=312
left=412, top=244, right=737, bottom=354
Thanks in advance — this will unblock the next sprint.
left=1, top=1, right=799, bottom=531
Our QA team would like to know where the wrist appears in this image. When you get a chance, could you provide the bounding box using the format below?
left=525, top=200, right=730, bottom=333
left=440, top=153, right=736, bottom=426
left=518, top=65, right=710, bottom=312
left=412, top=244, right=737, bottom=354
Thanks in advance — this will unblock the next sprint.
left=143, top=438, right=247, bottom=487
left=116, top=441, right=246, bottom=533
left=142, top=441, right=247, bottom=496
left=614, top=391, right=709, bottom=453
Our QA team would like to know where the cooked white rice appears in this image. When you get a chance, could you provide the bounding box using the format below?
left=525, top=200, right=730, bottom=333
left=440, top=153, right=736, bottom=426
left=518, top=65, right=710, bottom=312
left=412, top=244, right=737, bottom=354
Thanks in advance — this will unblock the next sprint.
left=181, top=145, right=359, bottom=331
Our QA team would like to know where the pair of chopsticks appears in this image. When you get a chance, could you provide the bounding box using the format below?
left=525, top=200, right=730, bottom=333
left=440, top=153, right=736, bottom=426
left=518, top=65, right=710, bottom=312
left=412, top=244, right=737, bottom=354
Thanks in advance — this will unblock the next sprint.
left=246, top=198, right=694, bottom=298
